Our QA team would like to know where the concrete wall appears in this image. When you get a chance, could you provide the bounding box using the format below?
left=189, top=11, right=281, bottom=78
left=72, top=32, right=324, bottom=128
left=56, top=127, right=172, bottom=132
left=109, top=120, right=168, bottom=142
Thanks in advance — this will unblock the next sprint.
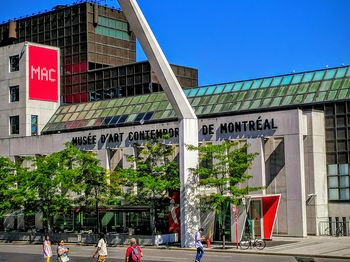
left=0, top=42, right=59, bottom=139
left=1, top=109, right=347, bottom=237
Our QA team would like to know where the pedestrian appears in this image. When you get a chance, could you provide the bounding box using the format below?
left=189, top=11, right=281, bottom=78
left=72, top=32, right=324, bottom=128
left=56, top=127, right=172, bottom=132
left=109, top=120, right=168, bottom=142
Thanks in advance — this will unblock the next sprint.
left=57, top=240, right=70, bottom=262
left=43, top=235, right=52, bottom=262
left=194, top=228, right=206, bottom=262
left=125, top=238, right=143, bottom=262
left=93, top=233, right=108, bottom=262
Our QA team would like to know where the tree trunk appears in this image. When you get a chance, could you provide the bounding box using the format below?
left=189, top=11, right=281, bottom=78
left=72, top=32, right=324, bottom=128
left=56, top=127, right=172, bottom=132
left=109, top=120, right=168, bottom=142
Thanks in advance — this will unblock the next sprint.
left=95, top=190, right=100, bottom=233
left=221, top=202, right=226, bottom=249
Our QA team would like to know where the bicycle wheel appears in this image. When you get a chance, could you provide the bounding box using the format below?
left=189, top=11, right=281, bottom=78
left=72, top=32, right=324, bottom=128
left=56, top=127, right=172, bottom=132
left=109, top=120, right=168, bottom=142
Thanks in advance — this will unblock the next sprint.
left=255, top=239, right=266, bottom=250
left=239, top=240, right=250, bottom=250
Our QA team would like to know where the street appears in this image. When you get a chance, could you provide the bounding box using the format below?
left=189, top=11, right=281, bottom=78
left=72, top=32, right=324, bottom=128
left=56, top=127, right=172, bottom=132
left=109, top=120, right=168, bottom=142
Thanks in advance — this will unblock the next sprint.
left=0, top=245, right=350, bottom=262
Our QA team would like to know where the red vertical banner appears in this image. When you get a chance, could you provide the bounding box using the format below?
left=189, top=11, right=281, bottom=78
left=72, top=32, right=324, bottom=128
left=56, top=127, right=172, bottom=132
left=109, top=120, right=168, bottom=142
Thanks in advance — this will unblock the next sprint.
left=262, top=195, right=281, bottom=240
left=28, top=45, right=59, bottom=102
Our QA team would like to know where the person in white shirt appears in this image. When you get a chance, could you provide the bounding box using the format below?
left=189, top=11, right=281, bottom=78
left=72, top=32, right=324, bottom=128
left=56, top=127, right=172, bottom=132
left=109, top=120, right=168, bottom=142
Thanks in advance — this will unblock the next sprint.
left=93, top=233, right=108, bottom=262
left=42, top=235, right=52, bottom=262
left=194, top=228, right=205, bottom=262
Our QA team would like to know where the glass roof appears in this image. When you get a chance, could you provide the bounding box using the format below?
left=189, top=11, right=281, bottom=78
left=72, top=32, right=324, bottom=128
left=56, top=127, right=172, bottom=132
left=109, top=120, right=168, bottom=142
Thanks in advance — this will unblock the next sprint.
left=42, top=66, right=350, bottom=134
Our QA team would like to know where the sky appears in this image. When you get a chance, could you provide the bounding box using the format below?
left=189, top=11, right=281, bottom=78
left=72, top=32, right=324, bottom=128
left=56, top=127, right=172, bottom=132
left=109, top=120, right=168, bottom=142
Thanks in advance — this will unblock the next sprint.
left=1, top=0, right=349, bottom=86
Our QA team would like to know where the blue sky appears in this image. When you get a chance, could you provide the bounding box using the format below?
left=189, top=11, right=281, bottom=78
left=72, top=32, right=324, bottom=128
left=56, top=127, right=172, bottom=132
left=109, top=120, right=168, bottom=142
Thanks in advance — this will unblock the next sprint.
left=1, top=0, right=349, bottom=86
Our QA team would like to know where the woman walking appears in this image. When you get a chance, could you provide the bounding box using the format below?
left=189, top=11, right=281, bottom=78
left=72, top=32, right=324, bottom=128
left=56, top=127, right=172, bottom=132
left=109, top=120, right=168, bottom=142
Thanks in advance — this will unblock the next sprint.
left=43, top=235, right=52, bottom=262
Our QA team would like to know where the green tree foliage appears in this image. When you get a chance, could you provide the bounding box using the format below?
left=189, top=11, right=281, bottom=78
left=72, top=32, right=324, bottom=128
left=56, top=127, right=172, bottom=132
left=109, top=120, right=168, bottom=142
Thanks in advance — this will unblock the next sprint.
left=188, top=140, right=259, bottom=248
left=117, top=139, right=179, bottom=234
left=0, top=143, right=120, bottom=233
left=0, top=156, right=21, bottom=216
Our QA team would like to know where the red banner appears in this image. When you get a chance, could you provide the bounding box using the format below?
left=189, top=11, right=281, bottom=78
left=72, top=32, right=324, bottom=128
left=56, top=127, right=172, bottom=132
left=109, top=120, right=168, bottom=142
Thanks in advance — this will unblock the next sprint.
left=28, top=45, right=59, bottom=102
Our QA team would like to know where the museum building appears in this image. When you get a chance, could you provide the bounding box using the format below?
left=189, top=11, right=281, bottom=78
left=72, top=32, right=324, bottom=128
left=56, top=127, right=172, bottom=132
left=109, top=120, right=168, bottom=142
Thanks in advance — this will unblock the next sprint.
left=0, top=1, right=350, bottom=242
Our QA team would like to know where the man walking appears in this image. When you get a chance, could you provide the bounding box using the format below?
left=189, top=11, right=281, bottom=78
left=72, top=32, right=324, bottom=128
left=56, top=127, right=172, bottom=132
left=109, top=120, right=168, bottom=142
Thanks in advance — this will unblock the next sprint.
left=195, top=228, right=205, bottom=262
left=125, top=238, right=143, bottom=262
left=93, top=233, right=108, bottom=262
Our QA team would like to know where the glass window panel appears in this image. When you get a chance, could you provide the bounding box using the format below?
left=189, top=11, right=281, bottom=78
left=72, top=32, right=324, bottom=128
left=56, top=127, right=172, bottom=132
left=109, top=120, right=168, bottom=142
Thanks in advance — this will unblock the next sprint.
left=201, top=105, right=213, bottom=114
left=212, top=104, right=223, bottom=113
left=313, top=71, right=325, bottom=81
left=188, top=88, right=199, bottom=97
left=298, top=84, right=309, bottom=94
left=309, top=82, right=320, bottom=92
left=242, top=81, right=253, bottom=90
left=324, top=69, right=336, bottom=80
left=197, top=87, right=207, bottom=96
left=339, top=164, right=348, bottom=175
left=143, top=112, right=153, bottom=121
left=328, top=164, right=338, bottom=176
left=92, top=109, right=103, bottom=118
left=293, top=94, right=304, bottom=104
left=237, top=92, right=246, bottom=101
left=232, top=82, right=243, bottom=91
left=208, top=95, right=220, bottom=105
left=245, top=90, right=257, bottom=100
left=77, top=111, right=88, bottom=120
left=255, top=90, right=265, bottom=99
left=251, top=80, right=262, bottom=89
left=331, top=79, right=342, bottom=90
left=326, top=90, right=337, bottom=100
left=337, top=89, right=349, bottom=99
left=346, top=68, right=350, bottom=77
left=205, top=85, right=216, bottom=95
left=223, top=83, right=234, bottom=92
left=340, top=176, right=349, bottom=187
left=126, top=114, right=137, bottom=123
left=184, top=89, right=191, bottom=96
left=62, top=113, right=72, bottom=122
left=214, top=85, right=225, bottom=94
left=340, top=189, right=350, bottom=200
left=265, top=88, right=277, bottom=97
left=286, top=85, right=298, bottom=95
left=250, top=100, right=261, bottom=109
left=240, top=101, right=251, bottom=110
left=116, top=107, right=126, bottom=115
left=271, top=76, right=282, bottom=87
left=291, top=74, right=303, bottom=84
left=270, top=97, right=282, bottom=106
left=55, top=115, right=64, bottom=123
left=117, top=115, right=128, bottom=124
left=319, top=81, right=332, bottom=91
left=261, top=78, right=272, bottom=88
left=276, top=86, right=288, bottom=96
left=109, top=116, right=120, bottom=125
left=314, top=91, right=327, bottom=102
left=328, top=176, right=339, bottom=187
left=281, top=75, right=292, bottom=85
left=302, top=72, right=314, bottom=82
left=304, top=93, right=315, bottom=103
left=335, top=68, right=347, bottom=78
left=195, top=106, right=205, bottom=115
left=281, top=96, right=293, bottom=105
left=328, top=189, right=339, bottom=200
left=337, top=140, right=347, bottom=151
left=261, top=98, right=272, bottom=107
left=68, top=105, right=77, bottom=113
left=76, top=104, right=85, bottom=112
left=230, top=102, right=241, bottom=111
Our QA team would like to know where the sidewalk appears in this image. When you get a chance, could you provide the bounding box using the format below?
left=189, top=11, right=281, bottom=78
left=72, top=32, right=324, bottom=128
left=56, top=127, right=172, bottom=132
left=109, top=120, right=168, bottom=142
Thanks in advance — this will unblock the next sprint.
left=191, top=236, right=350, bottom=259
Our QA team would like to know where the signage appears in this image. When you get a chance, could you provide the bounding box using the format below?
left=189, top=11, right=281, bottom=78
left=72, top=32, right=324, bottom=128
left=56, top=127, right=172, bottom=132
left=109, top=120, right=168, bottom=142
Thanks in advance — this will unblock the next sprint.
left=28, top=45, right=59, bottom=102
left=71, top=117, right=277, bottom=148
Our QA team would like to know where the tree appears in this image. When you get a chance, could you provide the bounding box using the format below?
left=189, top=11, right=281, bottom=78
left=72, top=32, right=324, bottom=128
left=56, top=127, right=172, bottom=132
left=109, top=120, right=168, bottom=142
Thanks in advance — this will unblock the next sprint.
left=0, top=156, right=20, bottom=217
left=188, top=140, right=259, bottom=248
left=118, top=139, right=180, bottom=235
left=17, top=150, right=78, bottom=232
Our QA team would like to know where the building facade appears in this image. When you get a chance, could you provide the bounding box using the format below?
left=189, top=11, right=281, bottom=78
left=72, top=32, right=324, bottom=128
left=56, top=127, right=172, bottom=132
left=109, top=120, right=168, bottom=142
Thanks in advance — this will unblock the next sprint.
left=0, top=1, right=198, bottom=104
left=1, top=61, right=350, bottom=238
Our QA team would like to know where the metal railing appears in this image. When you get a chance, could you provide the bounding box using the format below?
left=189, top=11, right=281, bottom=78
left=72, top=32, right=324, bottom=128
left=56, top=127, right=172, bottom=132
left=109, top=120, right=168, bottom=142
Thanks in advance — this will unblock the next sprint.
left=318, top=221, right=350, bottom=236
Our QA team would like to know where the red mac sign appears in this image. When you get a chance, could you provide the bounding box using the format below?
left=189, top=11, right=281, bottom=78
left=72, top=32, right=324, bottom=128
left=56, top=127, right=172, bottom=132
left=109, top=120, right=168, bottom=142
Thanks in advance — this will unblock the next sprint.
left=28, top=45, right=59, bottom=102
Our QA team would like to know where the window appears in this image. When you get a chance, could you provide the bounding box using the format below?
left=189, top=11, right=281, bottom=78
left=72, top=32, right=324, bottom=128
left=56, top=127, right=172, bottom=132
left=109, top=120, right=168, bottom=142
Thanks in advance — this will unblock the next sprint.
left=9, top=55, right=19, bottom=72
left=9, top=86, right=19, bottom=102
left=31, top=115, right=38, bottom=136
left=9, top=116, right=19, bottom=135
left=328, top=164, right=350, bottom=200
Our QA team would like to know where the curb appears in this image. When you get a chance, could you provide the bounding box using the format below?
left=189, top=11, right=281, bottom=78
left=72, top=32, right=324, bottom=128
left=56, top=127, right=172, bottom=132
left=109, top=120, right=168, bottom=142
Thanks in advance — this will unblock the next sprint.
left=151, top=246, right=350, bottom=260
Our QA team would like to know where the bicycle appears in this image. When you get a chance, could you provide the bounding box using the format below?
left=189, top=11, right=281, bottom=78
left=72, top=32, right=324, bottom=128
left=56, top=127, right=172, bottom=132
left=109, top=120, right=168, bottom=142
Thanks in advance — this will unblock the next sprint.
left=239, top=237, right=266, bottom=250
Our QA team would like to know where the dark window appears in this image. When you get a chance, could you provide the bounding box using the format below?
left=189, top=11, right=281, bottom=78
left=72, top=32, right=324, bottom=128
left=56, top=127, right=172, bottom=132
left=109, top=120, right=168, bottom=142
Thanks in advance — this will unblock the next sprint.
left=10, top=116, right=19, bottom=135
left=9, top=86, right=19, bottom=102
left=31, top=115, right=38, bottom=136
left=9, top=55, right=19, bottom=72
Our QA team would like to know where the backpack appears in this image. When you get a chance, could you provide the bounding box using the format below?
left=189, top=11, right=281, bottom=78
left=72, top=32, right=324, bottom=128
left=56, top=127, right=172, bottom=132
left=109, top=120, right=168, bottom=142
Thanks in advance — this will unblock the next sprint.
left=130, top=246, right=141, bottom=262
